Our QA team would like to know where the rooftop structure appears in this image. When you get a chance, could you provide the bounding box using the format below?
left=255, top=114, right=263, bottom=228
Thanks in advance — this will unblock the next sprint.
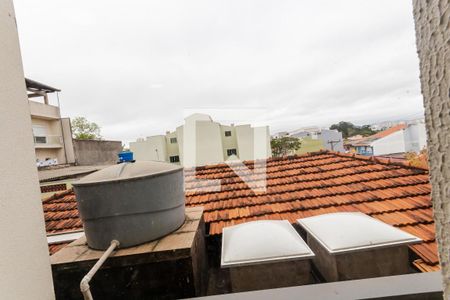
left=297, top=212, right=422, bottom=281
left=51, top=207, right=207, bottom=299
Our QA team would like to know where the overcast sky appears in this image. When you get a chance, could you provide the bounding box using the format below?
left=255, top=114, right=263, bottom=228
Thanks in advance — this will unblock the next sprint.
left=14, top=0, right=424, bottom=143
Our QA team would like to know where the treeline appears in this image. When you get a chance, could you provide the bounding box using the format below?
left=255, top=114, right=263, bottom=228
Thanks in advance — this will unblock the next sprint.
left=330, top=121, right=379, bottom=138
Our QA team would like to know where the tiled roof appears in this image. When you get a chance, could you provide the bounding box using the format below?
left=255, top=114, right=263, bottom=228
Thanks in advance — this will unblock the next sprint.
left=48, top=242, right=70, bottom=255
left=185, top=150, right=438, bottom=272
left=41, top=151, right=438, bottom=271
left=354, top=124, right=407, bottom=146
left=42, top=189, right=82, bottom=234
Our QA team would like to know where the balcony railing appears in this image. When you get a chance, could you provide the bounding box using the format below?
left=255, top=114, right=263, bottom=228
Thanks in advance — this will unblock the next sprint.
left=34, top=135, right=63, bottom=148
left=29, top=100, right=60, bottom=119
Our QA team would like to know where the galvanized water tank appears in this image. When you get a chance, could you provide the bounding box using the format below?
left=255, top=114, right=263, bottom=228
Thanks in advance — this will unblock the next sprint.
left=72, top=161, right=185, bottom=250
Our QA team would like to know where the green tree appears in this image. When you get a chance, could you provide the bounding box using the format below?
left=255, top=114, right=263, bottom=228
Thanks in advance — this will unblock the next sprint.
left=271, top=136, right=302, bottom=157
left=330, top=121, right=379, bottom=138
left=71, top=117, right=102, bottom=140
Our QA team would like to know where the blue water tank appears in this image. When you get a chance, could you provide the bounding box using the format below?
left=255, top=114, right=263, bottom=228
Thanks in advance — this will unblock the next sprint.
left=118, top=151, right=134, bottom=163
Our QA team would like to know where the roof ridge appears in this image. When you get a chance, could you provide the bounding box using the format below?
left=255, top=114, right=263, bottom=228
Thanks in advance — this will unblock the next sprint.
left=184, top=151, right=331, bottom=173
left=327, top=151, right=429, bottom=171
left=42, top=188, right=74, bottom=204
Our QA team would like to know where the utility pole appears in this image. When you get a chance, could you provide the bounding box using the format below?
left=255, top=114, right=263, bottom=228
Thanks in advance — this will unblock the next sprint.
left=327, top=140, right=341, bottom=151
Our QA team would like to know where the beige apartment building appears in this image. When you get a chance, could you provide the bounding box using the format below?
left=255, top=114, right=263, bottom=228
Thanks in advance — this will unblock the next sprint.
left=26, top=78, right=75, bottom=166
left=130, top=113, right=272, bottom=167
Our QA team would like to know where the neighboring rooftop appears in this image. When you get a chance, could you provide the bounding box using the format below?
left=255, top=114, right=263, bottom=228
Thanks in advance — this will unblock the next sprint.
left=353, top=124, right=407, bottom=146
left=42, top=150, right=438, bottom=271
left=184, top=150, right=437, bottom=272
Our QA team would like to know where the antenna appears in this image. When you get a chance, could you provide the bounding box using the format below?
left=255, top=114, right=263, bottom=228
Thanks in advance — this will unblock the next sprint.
left=327, top=140, right=341, bottom=151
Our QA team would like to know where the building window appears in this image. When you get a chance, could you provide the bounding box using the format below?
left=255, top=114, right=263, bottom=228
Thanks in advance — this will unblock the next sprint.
left=34, top=136, right=47, bottom=144
left=227, top=149, right=237, bottom=156
left=225, top=130, right=232, bottom=137
left=170, top=137, right=177, bottom=144
left=32, top=125, right=47, bottom=144
left=169, top=155, right=180, bottom=163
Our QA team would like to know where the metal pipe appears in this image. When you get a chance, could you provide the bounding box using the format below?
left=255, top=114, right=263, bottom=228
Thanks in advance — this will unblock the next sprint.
left=80, top=240, right=120, bottom=300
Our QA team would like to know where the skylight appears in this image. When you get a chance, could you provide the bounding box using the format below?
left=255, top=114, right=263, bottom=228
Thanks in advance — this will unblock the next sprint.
left=221, top=220, right=314, bottom=267
left=297, top=212, right=422, bottom=254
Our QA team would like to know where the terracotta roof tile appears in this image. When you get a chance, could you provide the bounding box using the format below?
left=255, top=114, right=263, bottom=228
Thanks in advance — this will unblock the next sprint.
left=41, top=151, right=439, bottom=271
left=185, top=150, right=438, bottom=272
left=42, top=189, right=82, bottom=234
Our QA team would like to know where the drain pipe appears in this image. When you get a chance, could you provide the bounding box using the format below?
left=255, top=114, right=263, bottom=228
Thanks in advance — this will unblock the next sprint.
left=80, top=240, right=120, bottom=300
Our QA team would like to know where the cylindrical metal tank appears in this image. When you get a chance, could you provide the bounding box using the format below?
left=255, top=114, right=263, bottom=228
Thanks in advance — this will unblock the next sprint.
left=72, top=161, right=185, bottom=250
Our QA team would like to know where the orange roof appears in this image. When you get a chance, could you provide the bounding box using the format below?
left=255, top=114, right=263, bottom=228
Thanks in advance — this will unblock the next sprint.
left=185, top=150, right=438, bottom=272
left=354, top=124, right=407, bottom=146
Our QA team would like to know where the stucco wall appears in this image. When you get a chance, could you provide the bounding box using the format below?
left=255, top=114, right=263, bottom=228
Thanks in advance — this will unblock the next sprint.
left=132, top=115, right=271, bottom=166
left=412, top=0, right=450, bottom=297
left=130, top=135, right=167, bottom=162
left=220, top=125, right=238, bottom=159
left=73, top=139, right=122, bottom=165
left=0, top=1, right=55, bottom=298
left=372, top=130, right=406, bottom=156
left=194, top=120, right=225, bottom=166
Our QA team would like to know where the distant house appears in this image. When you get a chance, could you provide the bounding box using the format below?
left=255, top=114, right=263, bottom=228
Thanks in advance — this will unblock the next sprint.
left=290, top=128, right=345, bottom=152
left=26, top=78, right=75, bottom=166
left=348, top=121, right=427, bottom=156
left=130, top=113, right=271, bottom=167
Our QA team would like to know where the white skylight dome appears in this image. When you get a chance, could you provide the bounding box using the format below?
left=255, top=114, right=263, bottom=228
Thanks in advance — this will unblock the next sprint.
left=221, top=220, right=314, bottom=267
left=297, top=212, right=421, bottom=254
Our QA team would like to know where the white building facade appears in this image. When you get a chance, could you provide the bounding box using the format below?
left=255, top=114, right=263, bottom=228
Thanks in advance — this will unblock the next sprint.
left=354, top=121, right=427, bottom=156
left=130, top=114, right=272, bottom=167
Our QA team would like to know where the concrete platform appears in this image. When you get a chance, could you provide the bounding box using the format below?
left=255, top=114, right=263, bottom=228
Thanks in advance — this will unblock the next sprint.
left=51, top=207, right=207, bottom=300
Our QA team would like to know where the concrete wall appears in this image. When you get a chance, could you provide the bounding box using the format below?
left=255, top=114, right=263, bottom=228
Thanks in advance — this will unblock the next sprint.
left=412, top=0, right=450, bottom=297
left=61, top=118, right=75, bottom=164
left=73, top=139, right=122, bottom=165
left=0, top=1, right=55, bottom=298
left=372, top=130, right=406, bottom=156
left=29, top=99, right=60, bottom=119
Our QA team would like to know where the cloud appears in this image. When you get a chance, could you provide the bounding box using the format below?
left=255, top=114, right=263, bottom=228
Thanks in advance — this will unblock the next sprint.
left=14, top=0, right=423, bottom=143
